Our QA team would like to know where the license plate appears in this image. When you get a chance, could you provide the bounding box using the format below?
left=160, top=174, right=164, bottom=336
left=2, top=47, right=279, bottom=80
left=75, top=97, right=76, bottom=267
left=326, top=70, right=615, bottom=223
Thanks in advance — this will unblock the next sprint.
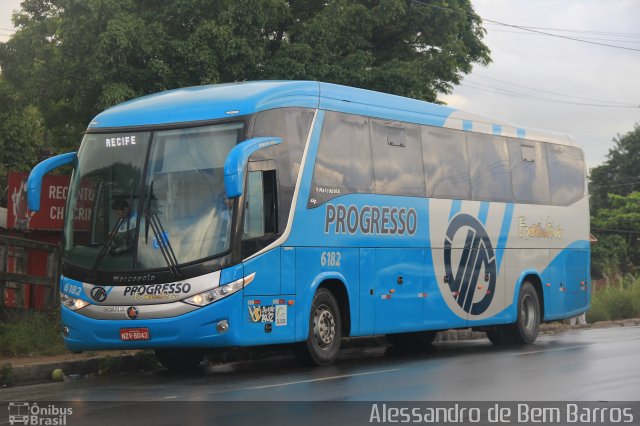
left=120, top=328, right=150, bottom=341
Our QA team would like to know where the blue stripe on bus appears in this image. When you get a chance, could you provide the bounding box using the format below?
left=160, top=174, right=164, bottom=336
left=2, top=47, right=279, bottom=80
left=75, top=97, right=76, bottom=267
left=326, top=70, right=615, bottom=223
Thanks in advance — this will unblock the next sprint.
left=463, top=120, right=473, bottom=131
left=449, top=200, right=462, bottom=220
left=496, top=203, right=514, bottom=272
left=517, top=128, right=526, bottom=138
left=492, top=124, right=502, bottom=135
left=478, top=202, right=489, bottom=225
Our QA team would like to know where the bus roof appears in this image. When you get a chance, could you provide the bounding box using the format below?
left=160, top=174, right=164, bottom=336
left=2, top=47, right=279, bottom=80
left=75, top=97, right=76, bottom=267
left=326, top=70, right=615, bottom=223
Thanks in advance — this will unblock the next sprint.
left=89, top=81, right=576, bottom=146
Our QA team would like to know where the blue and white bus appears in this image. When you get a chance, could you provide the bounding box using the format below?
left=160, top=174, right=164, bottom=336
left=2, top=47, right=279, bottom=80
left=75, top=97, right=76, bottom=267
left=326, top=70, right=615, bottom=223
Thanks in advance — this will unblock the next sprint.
left=28, top=81, right=590, bottom=370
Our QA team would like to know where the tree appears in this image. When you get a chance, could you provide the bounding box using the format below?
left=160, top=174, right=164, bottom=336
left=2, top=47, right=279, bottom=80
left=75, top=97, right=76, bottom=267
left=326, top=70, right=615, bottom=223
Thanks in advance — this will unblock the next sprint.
left=0, top=77, right=45, bottom=205
left=0, top=0, right=490, bottom=156
left=591, top=192, right=640, bottom=276
left=590, top=124, right=640, bottom=213
left=589, top=125, right=640, bottom=276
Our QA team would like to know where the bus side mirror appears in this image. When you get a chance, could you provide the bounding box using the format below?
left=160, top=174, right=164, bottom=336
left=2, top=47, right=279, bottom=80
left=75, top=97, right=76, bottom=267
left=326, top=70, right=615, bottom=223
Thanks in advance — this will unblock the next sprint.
left=27, top=152, right=77, bottom=212
left=224, top=137, right=282, bottom=198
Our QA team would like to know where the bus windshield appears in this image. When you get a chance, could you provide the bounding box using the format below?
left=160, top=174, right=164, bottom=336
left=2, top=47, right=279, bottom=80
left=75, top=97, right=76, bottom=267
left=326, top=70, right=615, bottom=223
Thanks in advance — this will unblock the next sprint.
left=64, top=123, right=244, bottom=273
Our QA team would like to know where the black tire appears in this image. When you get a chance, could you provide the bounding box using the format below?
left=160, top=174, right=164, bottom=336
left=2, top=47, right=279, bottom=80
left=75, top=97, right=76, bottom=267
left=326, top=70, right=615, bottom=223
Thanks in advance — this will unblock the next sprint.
left=511, top=281, right=541, bottom=344
left=488, top=281, right=540, bottom=345
left=486, top=328, right=508, bottom=345
left=295, top=288, right=342, bottom=366
left=155, top=349, right=204, bottom=372
left=387, top=331, right=437, bottom=351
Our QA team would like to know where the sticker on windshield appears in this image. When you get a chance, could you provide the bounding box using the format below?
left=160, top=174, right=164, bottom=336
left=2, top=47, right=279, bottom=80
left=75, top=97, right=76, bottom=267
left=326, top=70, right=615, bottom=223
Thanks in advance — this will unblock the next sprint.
left=152, top=232, right=170, bottom=250
left=105, top=135, right=137, bottom=148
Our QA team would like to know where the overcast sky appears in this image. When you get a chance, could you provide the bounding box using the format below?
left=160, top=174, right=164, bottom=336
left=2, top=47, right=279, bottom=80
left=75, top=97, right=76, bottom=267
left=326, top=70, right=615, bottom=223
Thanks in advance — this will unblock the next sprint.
left=2, top=0, right=639, bottom=169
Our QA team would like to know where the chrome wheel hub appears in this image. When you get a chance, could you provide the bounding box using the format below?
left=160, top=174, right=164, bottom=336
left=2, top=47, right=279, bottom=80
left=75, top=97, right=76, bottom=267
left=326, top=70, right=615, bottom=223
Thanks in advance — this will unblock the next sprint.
left=313, top=304, right=336, bottom=349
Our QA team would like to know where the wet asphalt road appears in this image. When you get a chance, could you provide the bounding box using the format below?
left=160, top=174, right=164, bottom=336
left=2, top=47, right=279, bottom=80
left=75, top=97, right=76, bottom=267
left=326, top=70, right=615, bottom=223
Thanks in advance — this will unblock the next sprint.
left=0, top=327, right=640, bottom=401
left=1, top=326, right=639, bottom=402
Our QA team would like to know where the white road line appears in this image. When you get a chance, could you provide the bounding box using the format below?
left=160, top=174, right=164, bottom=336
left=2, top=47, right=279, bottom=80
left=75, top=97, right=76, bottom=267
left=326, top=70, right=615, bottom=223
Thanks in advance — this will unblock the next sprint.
left=513, top=344, right=597, bottom=355
left=514, top=337, right=640, bottom=356
left=243, top=368, right=401, bottom=390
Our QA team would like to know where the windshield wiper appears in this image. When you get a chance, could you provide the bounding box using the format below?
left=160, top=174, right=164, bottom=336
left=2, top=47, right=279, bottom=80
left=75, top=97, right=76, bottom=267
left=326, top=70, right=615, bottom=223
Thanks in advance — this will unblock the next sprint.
left=145, top=210, right=181, bottom=278
left=142, top=181, right=181, bottom=278
left=91, top=215, right=126, bottom=273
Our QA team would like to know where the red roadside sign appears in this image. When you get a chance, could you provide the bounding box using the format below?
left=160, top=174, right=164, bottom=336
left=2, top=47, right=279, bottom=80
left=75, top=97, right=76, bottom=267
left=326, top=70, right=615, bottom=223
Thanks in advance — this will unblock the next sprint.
left=6, top=171, right=91, bottom=231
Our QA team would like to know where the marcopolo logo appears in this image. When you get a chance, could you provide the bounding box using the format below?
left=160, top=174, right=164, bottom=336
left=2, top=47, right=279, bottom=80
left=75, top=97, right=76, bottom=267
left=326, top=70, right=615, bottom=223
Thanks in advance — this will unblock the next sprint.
left=90, top=286, right=108, bottom=303
left=444, top=213, right=496, bottom=315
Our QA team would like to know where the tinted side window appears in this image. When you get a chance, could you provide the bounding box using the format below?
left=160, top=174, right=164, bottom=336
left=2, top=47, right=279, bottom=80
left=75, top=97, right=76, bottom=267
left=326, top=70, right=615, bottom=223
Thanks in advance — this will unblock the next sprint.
left=251, top=107, right=314, bottom=231
left=370, top=120, right=425, bottom=197
left=309, top=111, right=373, bottom=206
left=467, top=133, right=513, bottom=202
left=546, top=144, right=585, bottom=205
left=421, top=127, right=471, bottom=199
left=508, top=139, right=551, bottom=204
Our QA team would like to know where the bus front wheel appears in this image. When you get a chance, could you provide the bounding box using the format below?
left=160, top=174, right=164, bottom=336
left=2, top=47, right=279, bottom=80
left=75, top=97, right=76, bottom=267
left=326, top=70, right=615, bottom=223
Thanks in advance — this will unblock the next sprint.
left=295, top=288, right=342, bottom=366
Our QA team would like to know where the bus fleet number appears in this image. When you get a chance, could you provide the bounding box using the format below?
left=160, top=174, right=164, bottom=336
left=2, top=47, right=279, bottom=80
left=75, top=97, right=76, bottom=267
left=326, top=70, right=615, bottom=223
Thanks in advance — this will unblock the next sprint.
left=321, top=251, right=341, bottom=267
left=63, top=283, right=82, bottom=297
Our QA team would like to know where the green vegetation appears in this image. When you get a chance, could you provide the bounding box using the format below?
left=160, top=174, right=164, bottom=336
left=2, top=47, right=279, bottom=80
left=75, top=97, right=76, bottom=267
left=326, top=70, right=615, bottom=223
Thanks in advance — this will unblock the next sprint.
left=97, top=355, right=121, bottom=376
left=0, top=310, right=67, bottom=357
left=0, top=0, right=490, bottom=181
left=590, top=125, right=640, bottom=278
left=587, top=277, right=640, bottom=323
left=0, top=362, right=15, bottom=386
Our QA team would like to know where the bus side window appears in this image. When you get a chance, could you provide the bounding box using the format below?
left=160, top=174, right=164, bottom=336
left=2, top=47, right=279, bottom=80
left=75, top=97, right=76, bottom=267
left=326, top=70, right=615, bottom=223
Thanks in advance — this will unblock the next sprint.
left=546, top=144, right=585, bottom=206
left=508, top=139, right=551, bottom=204
left=242, top=169, right=278, bottom=256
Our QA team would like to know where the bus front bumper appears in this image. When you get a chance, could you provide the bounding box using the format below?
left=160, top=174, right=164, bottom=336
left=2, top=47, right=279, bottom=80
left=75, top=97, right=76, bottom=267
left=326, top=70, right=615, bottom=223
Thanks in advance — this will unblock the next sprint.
left=61, top=293, right=248, bottom=351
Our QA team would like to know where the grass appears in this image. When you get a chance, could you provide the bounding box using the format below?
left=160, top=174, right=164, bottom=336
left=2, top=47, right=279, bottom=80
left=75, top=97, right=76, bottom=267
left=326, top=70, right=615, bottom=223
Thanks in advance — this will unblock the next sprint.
left=587, top=276, right=640, bottom=323
left=0, top=309, right=67, bottom=357
left=0, top=362, right=14, bottom=386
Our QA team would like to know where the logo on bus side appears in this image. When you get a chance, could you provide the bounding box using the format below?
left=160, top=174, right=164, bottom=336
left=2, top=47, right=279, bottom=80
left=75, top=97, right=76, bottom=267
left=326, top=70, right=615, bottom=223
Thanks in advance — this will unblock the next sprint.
left=324, top=204, right=417, bottom=236
left=444, top=213, right=496, bottom=315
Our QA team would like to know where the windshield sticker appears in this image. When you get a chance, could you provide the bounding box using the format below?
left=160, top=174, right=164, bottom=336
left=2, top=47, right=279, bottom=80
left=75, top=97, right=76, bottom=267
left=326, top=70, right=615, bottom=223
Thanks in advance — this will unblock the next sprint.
left=152, top=231, right=170, bottom=250
left=105, top=135, right=137, bottom=148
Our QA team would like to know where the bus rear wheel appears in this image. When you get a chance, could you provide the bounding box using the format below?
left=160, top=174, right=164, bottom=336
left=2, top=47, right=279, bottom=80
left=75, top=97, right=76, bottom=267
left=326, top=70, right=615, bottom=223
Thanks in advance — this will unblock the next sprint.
left=295, top=288, right=342, bottom=366
left=155, top=349, right=204, bottom=372
left=512, top=281, right=541, bottom=343
left=488, top=281, right=540, bottom=345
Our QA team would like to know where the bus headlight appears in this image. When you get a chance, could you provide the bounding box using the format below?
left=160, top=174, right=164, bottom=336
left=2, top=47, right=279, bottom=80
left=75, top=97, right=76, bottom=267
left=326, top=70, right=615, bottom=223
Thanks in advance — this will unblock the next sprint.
left=183, top=272, right=256, bottom=307
left=60, top=292, right=90, bottom=311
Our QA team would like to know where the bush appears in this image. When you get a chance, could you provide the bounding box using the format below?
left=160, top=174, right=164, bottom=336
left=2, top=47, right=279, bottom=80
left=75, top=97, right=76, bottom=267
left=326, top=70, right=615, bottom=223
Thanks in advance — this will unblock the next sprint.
left=0, top=363, right=14, bottom=386
left=587, top=278, right=640, bottom=323
left=0, top=310, right=67, bottom=357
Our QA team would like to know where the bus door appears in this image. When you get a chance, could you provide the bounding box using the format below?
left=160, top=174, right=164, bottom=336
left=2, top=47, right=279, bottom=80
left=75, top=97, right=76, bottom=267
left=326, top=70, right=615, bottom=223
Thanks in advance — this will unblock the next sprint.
left=373, top=248, right=425, bottom=334
left=242, top=161, right=281, bottom=295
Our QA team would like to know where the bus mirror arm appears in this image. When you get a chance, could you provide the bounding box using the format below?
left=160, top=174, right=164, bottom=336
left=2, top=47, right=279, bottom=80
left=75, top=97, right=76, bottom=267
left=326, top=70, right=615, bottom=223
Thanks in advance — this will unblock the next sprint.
left=223, top=137, right=282, bottom=198
left=27, top=152, right=77, bottom=212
